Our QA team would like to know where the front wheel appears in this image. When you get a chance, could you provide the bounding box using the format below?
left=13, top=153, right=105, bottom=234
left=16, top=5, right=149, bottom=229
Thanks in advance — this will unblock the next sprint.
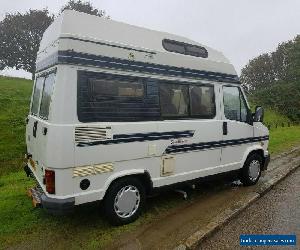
left=240, top=154, right=263, bottom=186
left=104, top=177, right=145, bottom=225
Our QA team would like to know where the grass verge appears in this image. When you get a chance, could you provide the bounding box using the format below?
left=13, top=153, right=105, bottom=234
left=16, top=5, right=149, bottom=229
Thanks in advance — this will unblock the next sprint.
left=268, top=126, right=300, bottom=154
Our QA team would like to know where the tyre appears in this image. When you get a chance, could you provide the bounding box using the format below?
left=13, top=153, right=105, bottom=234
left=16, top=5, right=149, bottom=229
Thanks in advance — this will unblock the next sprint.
left=240, top=153, right=263, bottom=186
left=104, top=176, right=145, bottom=226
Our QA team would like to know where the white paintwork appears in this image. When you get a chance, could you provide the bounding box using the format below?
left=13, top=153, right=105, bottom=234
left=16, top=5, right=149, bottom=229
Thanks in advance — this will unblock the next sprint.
left=37, top=10, right=236, bottom=76
left=26, top=11, right=269, bottom=206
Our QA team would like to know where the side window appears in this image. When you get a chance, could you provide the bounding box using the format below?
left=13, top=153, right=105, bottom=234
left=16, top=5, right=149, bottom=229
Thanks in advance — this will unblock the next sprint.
left=39, top=73, right=56, bottom=120
left=89, top=78, right=144, bottom=99
left=159, top=83, right=189, bottom=117
left=190, top=85, right=215, bottom=118
left=223, top=86, right=248, bottom=122
left=31, top=77, right=44, bottom=116
left=77, top=71, right=161, bottom=122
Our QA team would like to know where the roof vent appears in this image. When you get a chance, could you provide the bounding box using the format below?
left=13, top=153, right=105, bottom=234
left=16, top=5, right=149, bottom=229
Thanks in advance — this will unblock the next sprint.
left=162, top=39, right=208, bottom=58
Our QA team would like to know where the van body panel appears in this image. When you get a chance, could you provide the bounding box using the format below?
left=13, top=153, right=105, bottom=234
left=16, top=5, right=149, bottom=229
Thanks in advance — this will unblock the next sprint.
left=221, top=120, right=254, bottom=166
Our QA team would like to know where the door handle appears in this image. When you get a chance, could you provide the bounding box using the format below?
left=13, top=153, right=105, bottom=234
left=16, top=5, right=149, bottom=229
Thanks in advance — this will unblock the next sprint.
left=223, top=122, right=228, bottom=135
left=33, top=121, right=38, bottom=138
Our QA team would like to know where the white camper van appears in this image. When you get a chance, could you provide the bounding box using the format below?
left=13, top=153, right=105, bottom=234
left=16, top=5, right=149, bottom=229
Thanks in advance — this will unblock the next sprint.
left=25, top=10, right=270, bottom=225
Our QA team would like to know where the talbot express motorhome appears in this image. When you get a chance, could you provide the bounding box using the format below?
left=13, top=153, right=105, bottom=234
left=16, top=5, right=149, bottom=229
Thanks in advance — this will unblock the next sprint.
left=24, top=10, right=270, bottom=225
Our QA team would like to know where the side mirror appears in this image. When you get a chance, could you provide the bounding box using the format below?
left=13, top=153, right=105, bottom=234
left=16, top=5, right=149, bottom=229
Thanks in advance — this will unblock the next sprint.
left=254, top=106, right=264, bottom=122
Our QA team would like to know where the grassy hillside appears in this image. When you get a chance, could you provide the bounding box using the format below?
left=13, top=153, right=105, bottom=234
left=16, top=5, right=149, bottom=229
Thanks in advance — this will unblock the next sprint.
left=0, top=75, right=300, bottom=248
left=0, top=76, right=32, bottom=176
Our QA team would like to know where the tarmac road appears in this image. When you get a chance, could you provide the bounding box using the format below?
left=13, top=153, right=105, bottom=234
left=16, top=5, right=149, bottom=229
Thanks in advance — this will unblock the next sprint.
left=198, top=166, right=300, bottom=250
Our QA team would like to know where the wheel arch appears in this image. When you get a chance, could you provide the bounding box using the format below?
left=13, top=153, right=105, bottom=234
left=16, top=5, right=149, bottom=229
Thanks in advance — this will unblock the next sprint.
left=241, top=145, right=265, bottom=168
left=102, top=169, right=153, bottom=199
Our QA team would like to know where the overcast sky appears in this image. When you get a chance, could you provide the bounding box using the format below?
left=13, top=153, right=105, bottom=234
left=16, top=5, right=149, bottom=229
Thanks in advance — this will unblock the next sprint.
left=1, top=0, right=299, bottom=79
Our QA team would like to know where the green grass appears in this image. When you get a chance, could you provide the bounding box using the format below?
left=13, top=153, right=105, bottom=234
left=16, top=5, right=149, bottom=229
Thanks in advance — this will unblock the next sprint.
left=0, top=76, right=300, bottom=249
left=0, top=76, right=32, bottom=176
left=0, top=171, right=183, bottom=249
left=268, top=126, right=300, bottom=154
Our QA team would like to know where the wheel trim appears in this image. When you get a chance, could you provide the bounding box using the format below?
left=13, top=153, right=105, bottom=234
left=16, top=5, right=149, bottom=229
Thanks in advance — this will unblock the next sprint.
left=248, top=160, right=261, bottom=181
left=114, top=185, right=140, bottom=218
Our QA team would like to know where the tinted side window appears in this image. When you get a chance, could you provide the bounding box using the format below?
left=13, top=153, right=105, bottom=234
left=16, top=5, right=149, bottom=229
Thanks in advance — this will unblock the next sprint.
left=77, top=71, right=160, bottom=122
left=223, top=86, right=248, bottom=122
left=31, top=77, right=44, bottom=116
left=159, top=83, right=189, bottom=117
left=39, top=73, right=56, bottom=120
left=190, top=85, right=215, bottom=118
left=89, top=78, right=144, bottom=99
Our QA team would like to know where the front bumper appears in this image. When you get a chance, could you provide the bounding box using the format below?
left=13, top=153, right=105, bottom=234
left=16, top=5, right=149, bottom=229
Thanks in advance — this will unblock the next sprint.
left=24, top=164, right=75, bottom=215
left=262, top=153, right=270, bottom=171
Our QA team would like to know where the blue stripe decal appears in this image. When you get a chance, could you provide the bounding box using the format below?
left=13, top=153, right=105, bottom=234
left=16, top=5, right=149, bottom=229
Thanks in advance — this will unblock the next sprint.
left=165, top=136, right=269, bottom=154
left=36, top=50, right=239, bottom=84
left=57, top=50, right=239, bottom=83
left=76, top=130, right=195, bottom=147
left=77, top=132, right=269, bottom=153
left=114, top=131, right=194, bottom=139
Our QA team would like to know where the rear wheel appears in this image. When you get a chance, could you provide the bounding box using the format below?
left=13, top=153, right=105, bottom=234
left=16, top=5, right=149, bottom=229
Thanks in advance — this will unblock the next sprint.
left=240, top=154, right=263, bottom=186
left=104, top=177, right=145, bottom=225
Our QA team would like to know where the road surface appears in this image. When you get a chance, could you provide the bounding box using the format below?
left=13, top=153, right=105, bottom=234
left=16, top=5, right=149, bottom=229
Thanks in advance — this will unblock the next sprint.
left=198, top=166, right=300, bottom=250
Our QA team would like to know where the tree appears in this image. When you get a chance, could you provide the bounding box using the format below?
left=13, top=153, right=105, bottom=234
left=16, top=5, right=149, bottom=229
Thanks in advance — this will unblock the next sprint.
left=285, top=35, right=300, bottom=83
left=251, top=82, right=300, bottom=121
left=270, top=40, right=292, bottom=82
left=0, top=9, right=54, bottom=79
left=240, top=53, right=275, bottom=93
left=0, top=1, right=108, bottom=80
left=61, top=0, right=108, bottom=17
left=243, top=35, right=300, bottom=121
left=240, top=38, right=296, bottom=93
